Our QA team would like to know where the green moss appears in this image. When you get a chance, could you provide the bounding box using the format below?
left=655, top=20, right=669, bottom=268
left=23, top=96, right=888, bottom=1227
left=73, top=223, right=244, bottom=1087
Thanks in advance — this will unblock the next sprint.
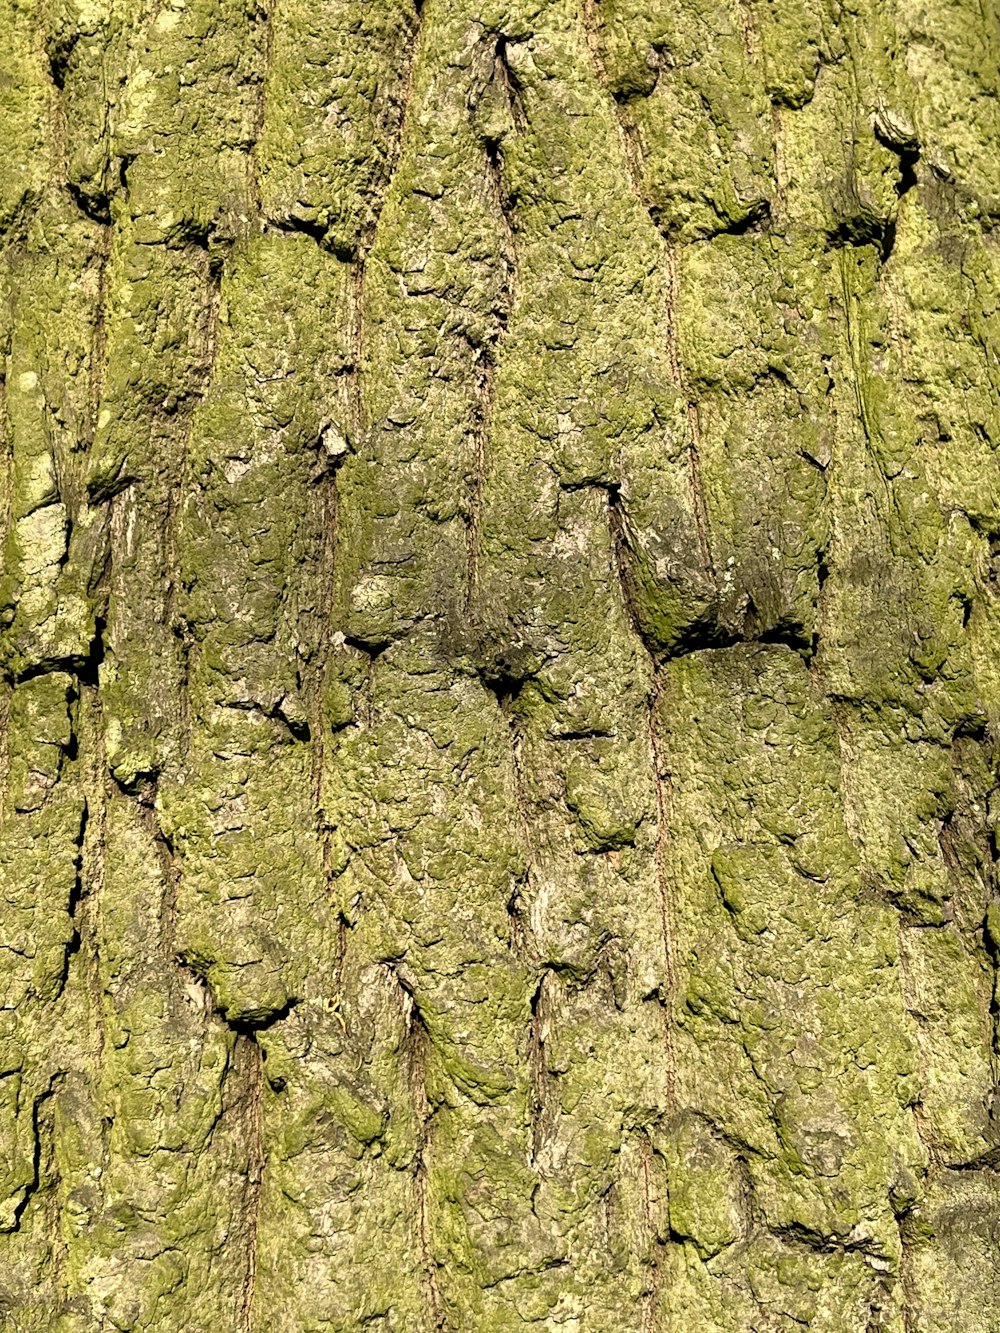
left=3, top=0, right=1000, bottom=1324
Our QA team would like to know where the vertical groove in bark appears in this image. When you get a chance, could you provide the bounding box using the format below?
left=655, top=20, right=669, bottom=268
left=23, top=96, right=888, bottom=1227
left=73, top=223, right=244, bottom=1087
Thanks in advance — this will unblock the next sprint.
left=237, top=1033, right=265, bottom=1333
left=639, top=1131, right=663, bottom=1333
left=385, top=0, right=426, bottom=217
left=579, top=0, right=642, bottom=193
left=86, top=224, right=112, bottom=443
left=466, top=35, right=520, bottom=616
left=252, top=0, right=276, bottom=177
left=0, top=681, right=8, bottom=824
left=581, top=0, right=716, bottom=590
left=73, top=679, right=107, bottom=1068
left=663, top=244, right=715, bottom=583
left=402, top=990, right=443, bottom=1329
left=735, top=0, right=757, bottom=62
left=771, top=103, right=787, bottom=220
left=643, top=669, right=678, bottom=1109
left=171, top=255, right=223, bottom=739
left=416, top=1147, right=444, bottom=1331
left=527, top=968, right=551, bottom=1166
left=465, top=349, right=490, bottom=614
left=607, top=489, right=678, bottom=1107
left=509, top=723, right=531, bottom=950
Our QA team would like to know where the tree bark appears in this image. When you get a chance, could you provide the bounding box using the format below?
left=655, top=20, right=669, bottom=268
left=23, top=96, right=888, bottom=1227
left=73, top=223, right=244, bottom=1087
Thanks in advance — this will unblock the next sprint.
left=1, top=0, right=999, bottom=1327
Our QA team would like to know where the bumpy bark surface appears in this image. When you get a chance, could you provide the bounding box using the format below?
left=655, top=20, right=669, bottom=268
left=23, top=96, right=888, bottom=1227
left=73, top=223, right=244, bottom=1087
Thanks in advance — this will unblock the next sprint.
left=1, top=0, right=999, bottom=1328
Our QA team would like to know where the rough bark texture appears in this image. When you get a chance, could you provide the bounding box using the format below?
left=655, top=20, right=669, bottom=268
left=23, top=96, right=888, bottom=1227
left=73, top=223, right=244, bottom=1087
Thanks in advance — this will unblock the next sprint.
left=1, top=0, right=999, bottom=1328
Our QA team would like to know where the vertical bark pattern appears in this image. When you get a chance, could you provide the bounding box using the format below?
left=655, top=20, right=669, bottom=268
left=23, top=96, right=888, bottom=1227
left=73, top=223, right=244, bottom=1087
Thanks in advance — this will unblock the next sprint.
left=1, top=0, right=999, bottom=1328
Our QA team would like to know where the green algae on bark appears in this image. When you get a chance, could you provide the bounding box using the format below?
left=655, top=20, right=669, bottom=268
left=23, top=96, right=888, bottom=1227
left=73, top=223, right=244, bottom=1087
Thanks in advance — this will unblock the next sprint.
left=1, top=0, right=1000, bottom=1328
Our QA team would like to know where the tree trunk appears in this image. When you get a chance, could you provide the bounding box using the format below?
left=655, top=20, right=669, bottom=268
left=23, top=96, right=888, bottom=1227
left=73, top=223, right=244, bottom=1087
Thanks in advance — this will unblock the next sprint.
left=1, top=0, right=998, bottom=1327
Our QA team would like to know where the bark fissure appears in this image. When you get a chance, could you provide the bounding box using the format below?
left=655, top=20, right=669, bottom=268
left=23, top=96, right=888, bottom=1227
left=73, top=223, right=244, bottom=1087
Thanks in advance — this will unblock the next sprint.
left=607, top=489, right=677, bottom=1107
left=664, top=245, right=716, bottom=584
left=237, top=1033, right=265, bottom=1333
left=528, top=968, right=553, bottom=1166
left=639, top=1131, right=665, bottom=1333
left=9, top=1074, right=62, bottom=1232
left=400, top=983, right=445, bottom=1330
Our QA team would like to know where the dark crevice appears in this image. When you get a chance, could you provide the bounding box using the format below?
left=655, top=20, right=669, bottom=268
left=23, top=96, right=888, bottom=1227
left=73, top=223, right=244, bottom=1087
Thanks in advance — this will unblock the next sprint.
left=493, top=37, right=528, bottom=133
left=855, top=854, right=957, bottom=926
left=528, top=969, right=553, bottom=1165
left=817, top=553, right=831, bottom=592
left=483, top=138, right=506, bottom=205
left=116, top=153, right=136, bottom=194
left=336, top=632, right=389, bottom=731
left=769, top=1219, right=889, bottom=1259
left=54, top=801, right=89, bottom=999
left=880, top=217, right=899, bottom=265
left=4, top=658, right=49, bottom=686
left=482, top=1257, right=568, bottom=1291
left=222, top=996, right=301, bottom=1038
left=175, top=955, right=301, bottom=1035
left=309, top=426, right=353, bottom=485
left=335, top=911, right=352, bottom=985
left=77, top=617, right=106, bottom=689
left=220, top=697, right=311, bottom=742
left=895, top=148, right=921, bottom=199
left=10, top=1074, right=62, bottom=1231
left=938, top=1147, right=1000, bottom=1172
left=808, top=552, right=831, bottom=658
left=477, top=662, right=535, bottom=961
left=87, top=463, right=138, bottom=505
left=831, top=144, right=920, bottom=266
left=754, top=619, right=814, bottom=655
left=57, top=517, right=74, bottom=575
left=607, top=484, right=723, bottom=662
left=263, top=1061, right=287, bottom=1094
left=66, top=181, right=111, bottom=226
left=610, top=485, right=815, bottom=662
left=343, top=634, right=391, bottom=661
left=872, top=117, right=921, bottom=201
left=111, top=765, right=161, bottom=800
left=264, top=214, right=332, bottom=251
left=478, top=664, right=525, bottom=711
left=829, top=215, right=892, bottom=255
left=278, top=710, right=310, bottom=743
left=559, top=476, right=618, bottom=494
left=550, top=727, right=615, bottom=741
left=46, top=34, right=80, bottom=91
left=506, top=885, right=526, bottom=954
left=391, top=971, right=445, bottom=1329
left=800, top=446, right=830, bottom=475
left=952, top=718, right=989, bottom=746
left=9, top=638, right=102, bottom=688
left=714, top=198, right=772, bottom=238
